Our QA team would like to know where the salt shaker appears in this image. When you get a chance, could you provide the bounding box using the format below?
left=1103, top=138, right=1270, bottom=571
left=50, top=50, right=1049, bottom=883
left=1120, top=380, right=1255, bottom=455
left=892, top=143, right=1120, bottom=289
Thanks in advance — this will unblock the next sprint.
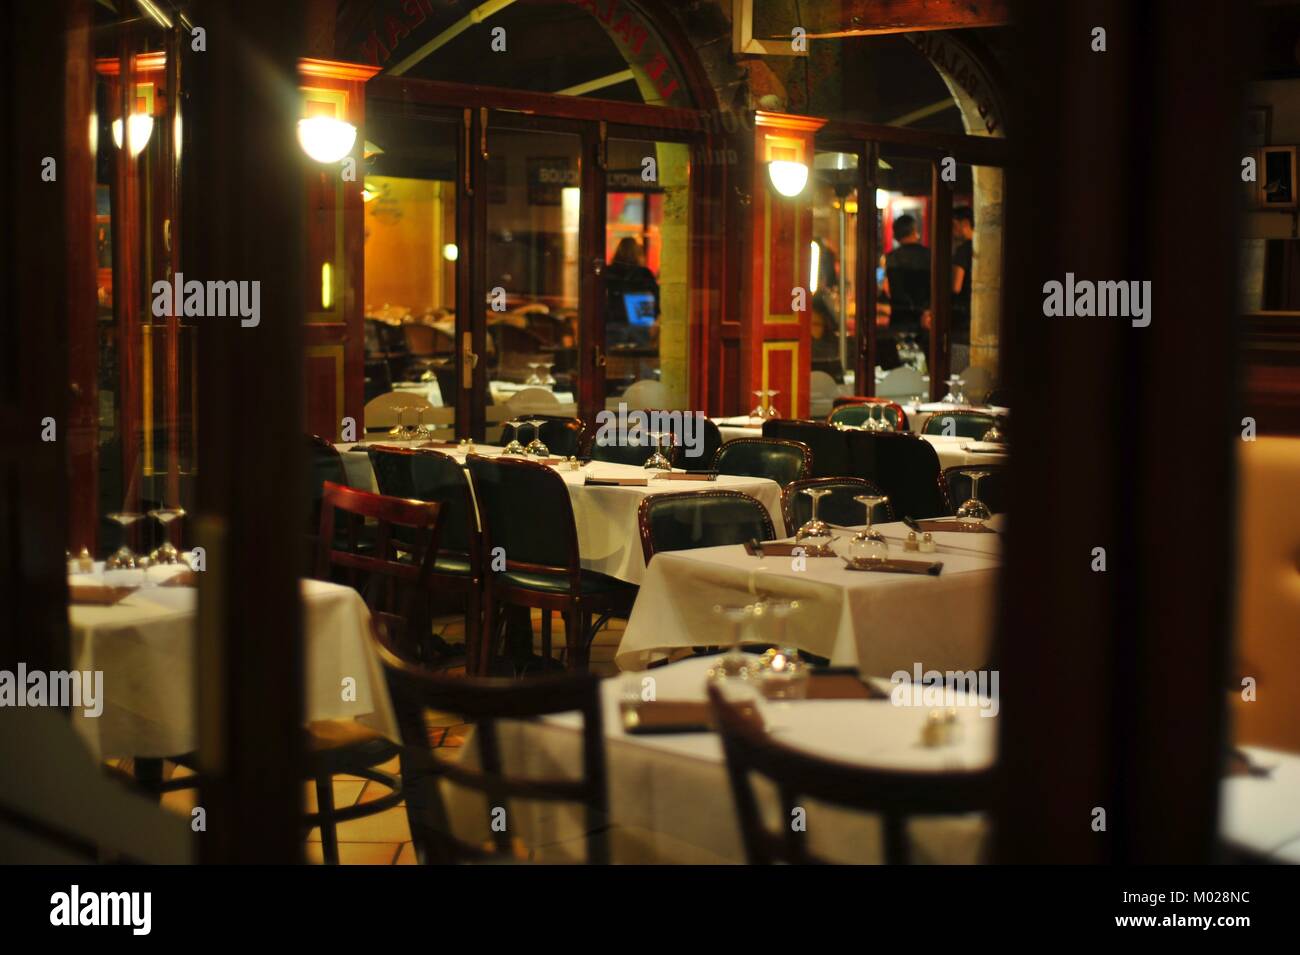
left=919, top=532, right=937, bottom=553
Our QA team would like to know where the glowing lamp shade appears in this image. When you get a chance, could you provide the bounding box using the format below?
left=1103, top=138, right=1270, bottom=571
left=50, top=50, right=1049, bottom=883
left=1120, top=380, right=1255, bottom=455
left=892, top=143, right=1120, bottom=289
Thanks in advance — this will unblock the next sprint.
left=297, top=116, right=357, bottom=164
left=767, top=160, right=809, bottom=198
left=442, top=243, right=459, bottom=262
left=111, top=113, right=154, bottom=157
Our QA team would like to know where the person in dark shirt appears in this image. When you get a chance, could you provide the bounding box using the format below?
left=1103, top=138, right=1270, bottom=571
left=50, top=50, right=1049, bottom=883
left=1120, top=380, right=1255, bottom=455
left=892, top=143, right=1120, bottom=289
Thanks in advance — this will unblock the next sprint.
left=951, top=207, right=974, bottom=371
left=884, top=213, right=931, bottom=356
left=605, top=237, right=659, bottom=347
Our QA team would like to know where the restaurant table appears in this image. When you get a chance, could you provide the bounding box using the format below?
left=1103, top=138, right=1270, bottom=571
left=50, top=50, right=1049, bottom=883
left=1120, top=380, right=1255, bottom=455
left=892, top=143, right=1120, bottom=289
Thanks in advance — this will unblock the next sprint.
left=1220, top=746, right=1300, bottom=863
left=440, top=654, right=994, bottom=864
left=334, top=441, right=785, bottom=587
left=67, top=564, right=396, bottom=760
left=711, top=415, right=765, bottom=443
left=903, top=403, right=1010, bottom=435
left=616, top=519, right=1000, bottom=673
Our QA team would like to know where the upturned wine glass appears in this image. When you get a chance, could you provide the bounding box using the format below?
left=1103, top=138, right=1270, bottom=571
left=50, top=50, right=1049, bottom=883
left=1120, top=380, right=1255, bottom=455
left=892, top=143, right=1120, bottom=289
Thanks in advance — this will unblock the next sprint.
left=524, top=418, right=550, bottom=458
left=412, top=408, right=434, bottom=440
left=707, top=604, right=759, bottom=683
left=525, top=362, right=543, bottom=386
left=147, top=507, right=186, bottom=564
left=848, top=494, right=890, bottom=563
left=942, top=376, right=966, bottom=404
left=750, top=389, right=779, bottom=419
left=643, top=431, right=673, bottom=471
left=105, top=512, right=143, bottom=569
left=794, top=487, right=835, bottom=547
left=502, top=418, right=526, bottom=455
left=980, top=414, right=1005, bottom=444
left=956, top=471, right=992, bottom=525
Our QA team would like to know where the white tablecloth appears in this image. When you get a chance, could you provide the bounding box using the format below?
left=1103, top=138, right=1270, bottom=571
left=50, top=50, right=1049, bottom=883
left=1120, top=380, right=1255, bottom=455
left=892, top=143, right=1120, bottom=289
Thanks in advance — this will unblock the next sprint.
left=334, top=443, right=785, bottom=586
left=68, top=568, right=396, bottom=759
left=712, top=416, right=765, bottom=444
left=617, top=520, right=1000, bottom=673
left=1220, top=746, right=1300, bottom=863
left=920, top=434, right=1010, bottom=471
left=441, top=655, right=994, bottom=864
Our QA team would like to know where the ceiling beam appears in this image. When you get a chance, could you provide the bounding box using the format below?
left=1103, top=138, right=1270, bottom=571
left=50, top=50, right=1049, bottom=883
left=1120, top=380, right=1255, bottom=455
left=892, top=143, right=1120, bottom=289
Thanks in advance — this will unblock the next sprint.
left=766, top=0, right=1011, bottom=40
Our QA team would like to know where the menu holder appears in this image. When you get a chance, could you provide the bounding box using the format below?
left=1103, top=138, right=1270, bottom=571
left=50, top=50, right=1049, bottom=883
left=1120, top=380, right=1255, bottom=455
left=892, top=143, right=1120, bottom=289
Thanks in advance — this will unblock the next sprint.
left=743, top=540, right=836, bottom=558
left=807, top=668, right=890, bottom=700
left=584, top=476, right=649, bottom=487
left=69, top=584, right=137, bottom=606
left=652, top=472, right=719, bottom=482
left=916, top=519, right=996, bottom=535
left=841, top=557, right=943, bottom=576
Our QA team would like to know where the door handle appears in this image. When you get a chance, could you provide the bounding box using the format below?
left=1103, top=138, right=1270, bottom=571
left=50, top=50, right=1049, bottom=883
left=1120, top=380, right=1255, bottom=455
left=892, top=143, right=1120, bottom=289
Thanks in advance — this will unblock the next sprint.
left=461, top=332, right=478, bottom=389
left=593, top=345, right=607, bottom=369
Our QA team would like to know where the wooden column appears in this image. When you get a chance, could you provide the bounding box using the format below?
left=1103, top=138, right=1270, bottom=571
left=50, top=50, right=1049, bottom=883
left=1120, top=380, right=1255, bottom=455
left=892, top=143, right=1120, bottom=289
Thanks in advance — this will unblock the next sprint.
left=742, top=111, right=824, bottom=419
left=187, top=0, right=307, bottom=864
left=299, top=58, right=380, bottom=441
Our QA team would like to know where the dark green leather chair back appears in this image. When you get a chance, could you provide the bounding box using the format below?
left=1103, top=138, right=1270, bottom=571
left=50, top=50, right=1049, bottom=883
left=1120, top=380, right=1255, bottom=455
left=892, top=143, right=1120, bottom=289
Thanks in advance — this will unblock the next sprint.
left=466, top=454, right=575, bottom=572
left=635, top=411, right=722, bottom=472
left=501, top=415, right=586, bottom=458
left=782, top=477, right=894, bottom=531
left=922, top=411, right=997, bottom=440
left=308, top=435, right=348, bottom=533
left=942, top=465, right=1008, bottom=516
left=761, top=419, right=850, bottom=478
left=844, top=431, right=947, bottom=519
left=409, top=450, right=477, bottom=556
left=712, top=438, right=811, bottom=488
left=828, top=401, right=905, bottom=430
left=588, top=428, right=675, bottom=467
left=638, top=491, right=775, bottom=563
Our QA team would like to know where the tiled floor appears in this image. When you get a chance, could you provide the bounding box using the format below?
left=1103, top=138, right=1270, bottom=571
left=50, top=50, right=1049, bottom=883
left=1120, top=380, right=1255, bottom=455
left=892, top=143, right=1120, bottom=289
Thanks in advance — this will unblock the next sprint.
left=143, top=608, right=625, bottom=864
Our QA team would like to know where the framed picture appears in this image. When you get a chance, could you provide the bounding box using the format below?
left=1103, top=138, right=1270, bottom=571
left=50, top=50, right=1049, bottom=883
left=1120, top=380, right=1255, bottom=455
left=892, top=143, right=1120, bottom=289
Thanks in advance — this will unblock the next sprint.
left=1245, top=105, right=1271, bottom=147
left=1260, top=145, right=1297, bottom=209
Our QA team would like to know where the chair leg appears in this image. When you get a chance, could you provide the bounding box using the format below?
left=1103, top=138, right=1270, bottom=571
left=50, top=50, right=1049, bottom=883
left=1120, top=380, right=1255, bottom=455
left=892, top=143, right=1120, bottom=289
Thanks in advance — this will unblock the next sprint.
left=465, top=585, right=482, bottom=676
left=540, top=610, right=553, bottom=667
left=315, top=774, right=339, bottom=865
left=565, top=608, right=590, bottom=671
left=479, top=595, right=496, bottom=676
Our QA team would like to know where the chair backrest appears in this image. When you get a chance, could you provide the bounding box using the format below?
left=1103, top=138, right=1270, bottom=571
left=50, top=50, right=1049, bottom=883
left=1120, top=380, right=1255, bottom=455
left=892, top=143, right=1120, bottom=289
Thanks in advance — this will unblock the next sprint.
left=371, top=621, right=608, bottom=864
left=781, top=476, right=894, bottom=531
left=465, top=454, right=581, bottom=583
left=761, top=419, right=850, bottom=478
left=844, top=431, right=947, bottom=519
left=875, top=365, right=927, bottom=401
left=403, top=322, right=446, bottom=357
left=316, top=482, right=441, bottom=653
left=500, top=415, right=586, bottom=458
left=367, top=446, right=479, bottom=562
left=307, top=435, right=347, bottom=531
left=364, top=391, right=434, bottom=432
left=634, top=410, right=721, bottom=472
left=620, top=379, right=666, bottom=410
left=708, top=684, right=992, bottom=864
left=638, top=490, right=775, bottom=564
left=922, top=411, right=997, bottom=440
left=942, top=465, right=1008, bottom=516
left=827, top=399, right=907, bottom=431
left=712, top=437, right=812, bottom=488
left=587, top=424, right=679, bottom=467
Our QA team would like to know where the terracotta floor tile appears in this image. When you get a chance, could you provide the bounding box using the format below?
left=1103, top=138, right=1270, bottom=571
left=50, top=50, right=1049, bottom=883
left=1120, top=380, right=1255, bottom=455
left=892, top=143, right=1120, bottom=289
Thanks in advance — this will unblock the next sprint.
left=304, top=779, right=366, bottom=813
left=305, top=805, right=410, bottom=844
left=305, top=841, right=401, bottom=865
left=394, top=842, right=417, bottom=865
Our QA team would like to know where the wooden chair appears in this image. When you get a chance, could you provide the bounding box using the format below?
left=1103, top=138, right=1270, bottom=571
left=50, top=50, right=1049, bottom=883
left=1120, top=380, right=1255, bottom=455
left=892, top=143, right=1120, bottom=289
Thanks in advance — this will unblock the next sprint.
left=712, top=437, right=812, bottom=488
left=708, top=684, right=992, bottom=864
left=638, top=490, right=775, bottom=565
left=306, top=434, right=348, bottom=570
left=942, top=464, right=1009, bottom=516
left=371, top=619, right=610, bottom=864
left=827, top=398, right=908, bottom=431
left=844, top=430, right=948, bottom=520
left=367, top=446, right=485, bottom=669
left=309, top=482, right=444, bottom=863
left=638, top=410, right=723, bottom=472
left=465, top=455, right=636, bottom=672
left=586, top=421, right=681, bottom=468
left=781, top=476, right=894, bottom=532
left=761, top=419, right=851, bottom=478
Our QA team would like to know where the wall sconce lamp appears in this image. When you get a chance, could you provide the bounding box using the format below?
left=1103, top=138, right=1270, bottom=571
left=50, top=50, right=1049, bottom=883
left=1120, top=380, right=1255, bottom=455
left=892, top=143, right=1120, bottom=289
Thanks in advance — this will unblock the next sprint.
left=767, top=159, right=809, bottom=198
left=297, top=116, right=357, bottom=164
left=111, top=113, right=154, bottom=157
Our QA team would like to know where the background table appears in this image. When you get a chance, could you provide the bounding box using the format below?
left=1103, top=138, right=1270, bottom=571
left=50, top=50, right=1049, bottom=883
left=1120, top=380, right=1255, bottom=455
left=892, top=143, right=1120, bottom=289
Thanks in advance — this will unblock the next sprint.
left=617, top=520, right=1000, bottom=672
left=441, top=654, right=994, bottom=864
left=335, top=442, right=785, bottom=586
left=68, top=567, right=395, bottom=760
left=920, top=434, right=1010, bottom=470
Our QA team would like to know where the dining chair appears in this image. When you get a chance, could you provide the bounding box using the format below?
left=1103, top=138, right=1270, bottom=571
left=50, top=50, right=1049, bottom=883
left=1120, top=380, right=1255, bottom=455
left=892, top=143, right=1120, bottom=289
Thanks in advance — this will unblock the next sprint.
left=712, top=437, right=812, bottom=488
left=310, top=481, right=445, bottom=864
left=371, top=619, right=610, bottom=864
left=781, top=476, right=895, bottom=532
left=635, top=410, right=722, bottom=472
left=942, top=464, right=1009, bottom=516
left=922, top=411, right=998, bottom=440
left=500, top=415, right=586, bottom=458
left=637, top=490, right=775, bottom=564
left=368, top=446, right=486, bottom=670
left=465, top=454, right=637, bottom=672
left=586, top=424, right=680, bottom=468
left=708, top=684, right=993, bottom=864
left=307, top=435, right=349, bottom=569
left=761, top=419, right=851, bottom=478
left=844, top=431, right=948, bottom=519
left=827, top=398, right=908, bottom=431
